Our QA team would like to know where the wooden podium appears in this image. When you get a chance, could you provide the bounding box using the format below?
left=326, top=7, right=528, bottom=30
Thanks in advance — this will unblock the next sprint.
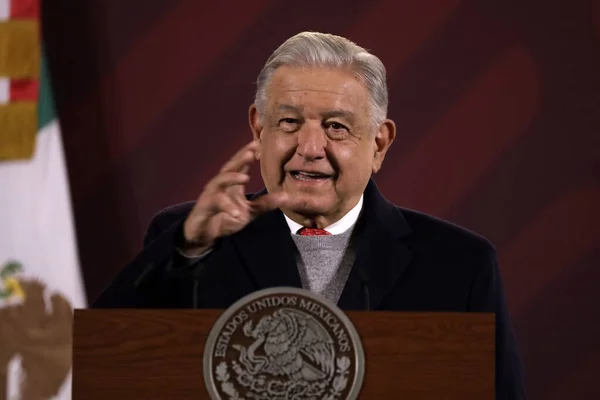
left=72, top=309, right=494, bottom=399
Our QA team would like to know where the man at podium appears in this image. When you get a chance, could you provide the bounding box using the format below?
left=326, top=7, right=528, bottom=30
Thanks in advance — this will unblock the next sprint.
left=93, top=31, right=525, bottom=398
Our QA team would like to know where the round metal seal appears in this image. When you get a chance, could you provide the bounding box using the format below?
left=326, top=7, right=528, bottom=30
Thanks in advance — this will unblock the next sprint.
left=203, top=287, right=365, bottom=400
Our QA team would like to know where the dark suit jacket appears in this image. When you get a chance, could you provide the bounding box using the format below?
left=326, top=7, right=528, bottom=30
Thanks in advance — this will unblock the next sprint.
left=93, top=179, right=525, bottom=399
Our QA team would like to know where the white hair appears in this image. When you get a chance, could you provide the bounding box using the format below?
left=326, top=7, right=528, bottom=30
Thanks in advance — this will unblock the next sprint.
left=254, top=31, right=388, bottom=130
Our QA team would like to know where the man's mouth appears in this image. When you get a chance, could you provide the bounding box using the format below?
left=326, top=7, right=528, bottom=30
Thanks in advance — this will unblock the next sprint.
left=289, top=171, right=333, bottom=181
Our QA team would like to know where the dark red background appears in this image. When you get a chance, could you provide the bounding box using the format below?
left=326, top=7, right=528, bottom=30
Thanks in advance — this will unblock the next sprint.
left=42, top=1, right=600, bottom=398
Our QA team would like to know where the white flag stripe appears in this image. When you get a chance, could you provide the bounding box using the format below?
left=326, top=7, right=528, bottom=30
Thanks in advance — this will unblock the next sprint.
left=0, top=0, right=9, bottom=21
left=35, top=120, right=87, bottom=309
left=0, top=78, right=9, bottom=104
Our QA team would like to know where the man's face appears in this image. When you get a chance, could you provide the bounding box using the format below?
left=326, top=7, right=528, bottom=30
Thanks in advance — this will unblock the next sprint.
left=249, top=66, right=395, bottom=226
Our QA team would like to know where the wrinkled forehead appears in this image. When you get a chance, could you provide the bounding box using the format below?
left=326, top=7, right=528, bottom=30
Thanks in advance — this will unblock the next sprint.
left=265, top=66, right=371, bottom=116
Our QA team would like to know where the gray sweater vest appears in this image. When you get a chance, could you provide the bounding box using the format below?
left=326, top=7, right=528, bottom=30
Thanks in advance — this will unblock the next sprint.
left=290, top=225, right=356, bottom=304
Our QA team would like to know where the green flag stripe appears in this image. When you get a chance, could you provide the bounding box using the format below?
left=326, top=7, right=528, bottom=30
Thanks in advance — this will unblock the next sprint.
left=37, top=47, right=56, bottom=130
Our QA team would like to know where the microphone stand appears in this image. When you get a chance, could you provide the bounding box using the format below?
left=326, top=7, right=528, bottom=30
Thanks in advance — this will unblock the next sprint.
left=357, top=268, right=371, bottom=311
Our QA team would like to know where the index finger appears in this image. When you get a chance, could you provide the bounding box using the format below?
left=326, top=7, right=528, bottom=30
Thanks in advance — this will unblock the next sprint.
left=220, top=141, right=259, bottom=173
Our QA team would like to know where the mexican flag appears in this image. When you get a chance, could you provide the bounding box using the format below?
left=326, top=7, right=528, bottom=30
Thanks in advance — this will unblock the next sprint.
left=0, top=0, right=87, bottom=399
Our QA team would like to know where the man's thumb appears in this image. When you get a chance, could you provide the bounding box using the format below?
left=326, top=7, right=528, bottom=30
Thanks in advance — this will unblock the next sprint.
left=250, top=192, right=291, bottom=216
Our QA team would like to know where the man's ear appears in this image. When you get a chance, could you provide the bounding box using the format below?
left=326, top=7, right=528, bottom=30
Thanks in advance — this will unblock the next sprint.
left=249, top=104, right=263, bottom=144
left=372, top=119, right=396, bottom=174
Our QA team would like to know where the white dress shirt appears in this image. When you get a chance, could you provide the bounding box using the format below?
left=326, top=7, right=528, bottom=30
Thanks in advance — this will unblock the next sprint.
left=179, top=194, right=364, bottom=259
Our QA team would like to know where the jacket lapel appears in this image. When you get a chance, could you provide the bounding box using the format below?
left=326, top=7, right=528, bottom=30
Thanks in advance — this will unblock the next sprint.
left=230, top=194, right=303, bottom=290
left=337, top=180, right=413, bottom=310
left=231, top=180, right=413, bottom=309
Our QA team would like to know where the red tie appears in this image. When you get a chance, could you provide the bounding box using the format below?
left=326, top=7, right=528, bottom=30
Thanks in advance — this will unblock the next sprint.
left=297, top=227, right=331, bottom=236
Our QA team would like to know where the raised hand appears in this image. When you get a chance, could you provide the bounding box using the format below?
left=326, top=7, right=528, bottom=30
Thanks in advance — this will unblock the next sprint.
left=180, top=141, right=292, bottom=256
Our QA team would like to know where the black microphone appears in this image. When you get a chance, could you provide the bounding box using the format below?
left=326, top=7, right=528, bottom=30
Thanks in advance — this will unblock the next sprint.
left=191, top=257, right=212, bottom=309
left=133, top=262, right=157, bottom=289
left=357, top=268, right=371, bottom=311
left=192, top=277, right=200, bottom=309
left=190, top=263, right=204, bottom=309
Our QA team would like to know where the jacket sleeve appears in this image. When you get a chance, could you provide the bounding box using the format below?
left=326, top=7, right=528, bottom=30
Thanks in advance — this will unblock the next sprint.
left=91, top=208, right=201, bottom=308
left=468, top=249, right=527, bottom=399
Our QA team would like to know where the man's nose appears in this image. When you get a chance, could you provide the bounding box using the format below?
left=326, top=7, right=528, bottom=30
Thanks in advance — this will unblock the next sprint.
left=296, top=123, right=326, bottom=160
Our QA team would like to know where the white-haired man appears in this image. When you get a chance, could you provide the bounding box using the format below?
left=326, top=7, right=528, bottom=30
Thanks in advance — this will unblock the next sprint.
left=94, top=32, right=525, bottom=398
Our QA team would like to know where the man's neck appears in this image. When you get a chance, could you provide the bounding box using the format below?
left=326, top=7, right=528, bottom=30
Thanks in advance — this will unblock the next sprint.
left=282, top=195, right=364, bottom=235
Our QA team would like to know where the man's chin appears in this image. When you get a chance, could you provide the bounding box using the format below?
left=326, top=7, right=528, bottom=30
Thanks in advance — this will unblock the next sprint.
left=283, top=196, right=334, bottom=218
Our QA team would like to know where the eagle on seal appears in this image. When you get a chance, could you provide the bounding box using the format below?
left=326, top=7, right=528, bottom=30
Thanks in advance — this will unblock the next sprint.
left=0, top=261, right=73, bottom=400
left=234, top=308, right=336, bottom=382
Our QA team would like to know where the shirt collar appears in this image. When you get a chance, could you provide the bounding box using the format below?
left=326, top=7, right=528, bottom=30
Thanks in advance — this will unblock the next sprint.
left=283, top=194, right=364, bottom=235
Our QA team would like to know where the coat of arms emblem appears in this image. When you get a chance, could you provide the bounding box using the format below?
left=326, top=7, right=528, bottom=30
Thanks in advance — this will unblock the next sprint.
left=203, top=287, right=365, bottom=400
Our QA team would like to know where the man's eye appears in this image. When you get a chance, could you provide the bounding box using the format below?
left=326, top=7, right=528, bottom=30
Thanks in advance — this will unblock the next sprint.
left=325, top=122, right=349, bottom=133
left=329, top=122, right=347, bottom=130
left=279, top=118, right=300, bottom=132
